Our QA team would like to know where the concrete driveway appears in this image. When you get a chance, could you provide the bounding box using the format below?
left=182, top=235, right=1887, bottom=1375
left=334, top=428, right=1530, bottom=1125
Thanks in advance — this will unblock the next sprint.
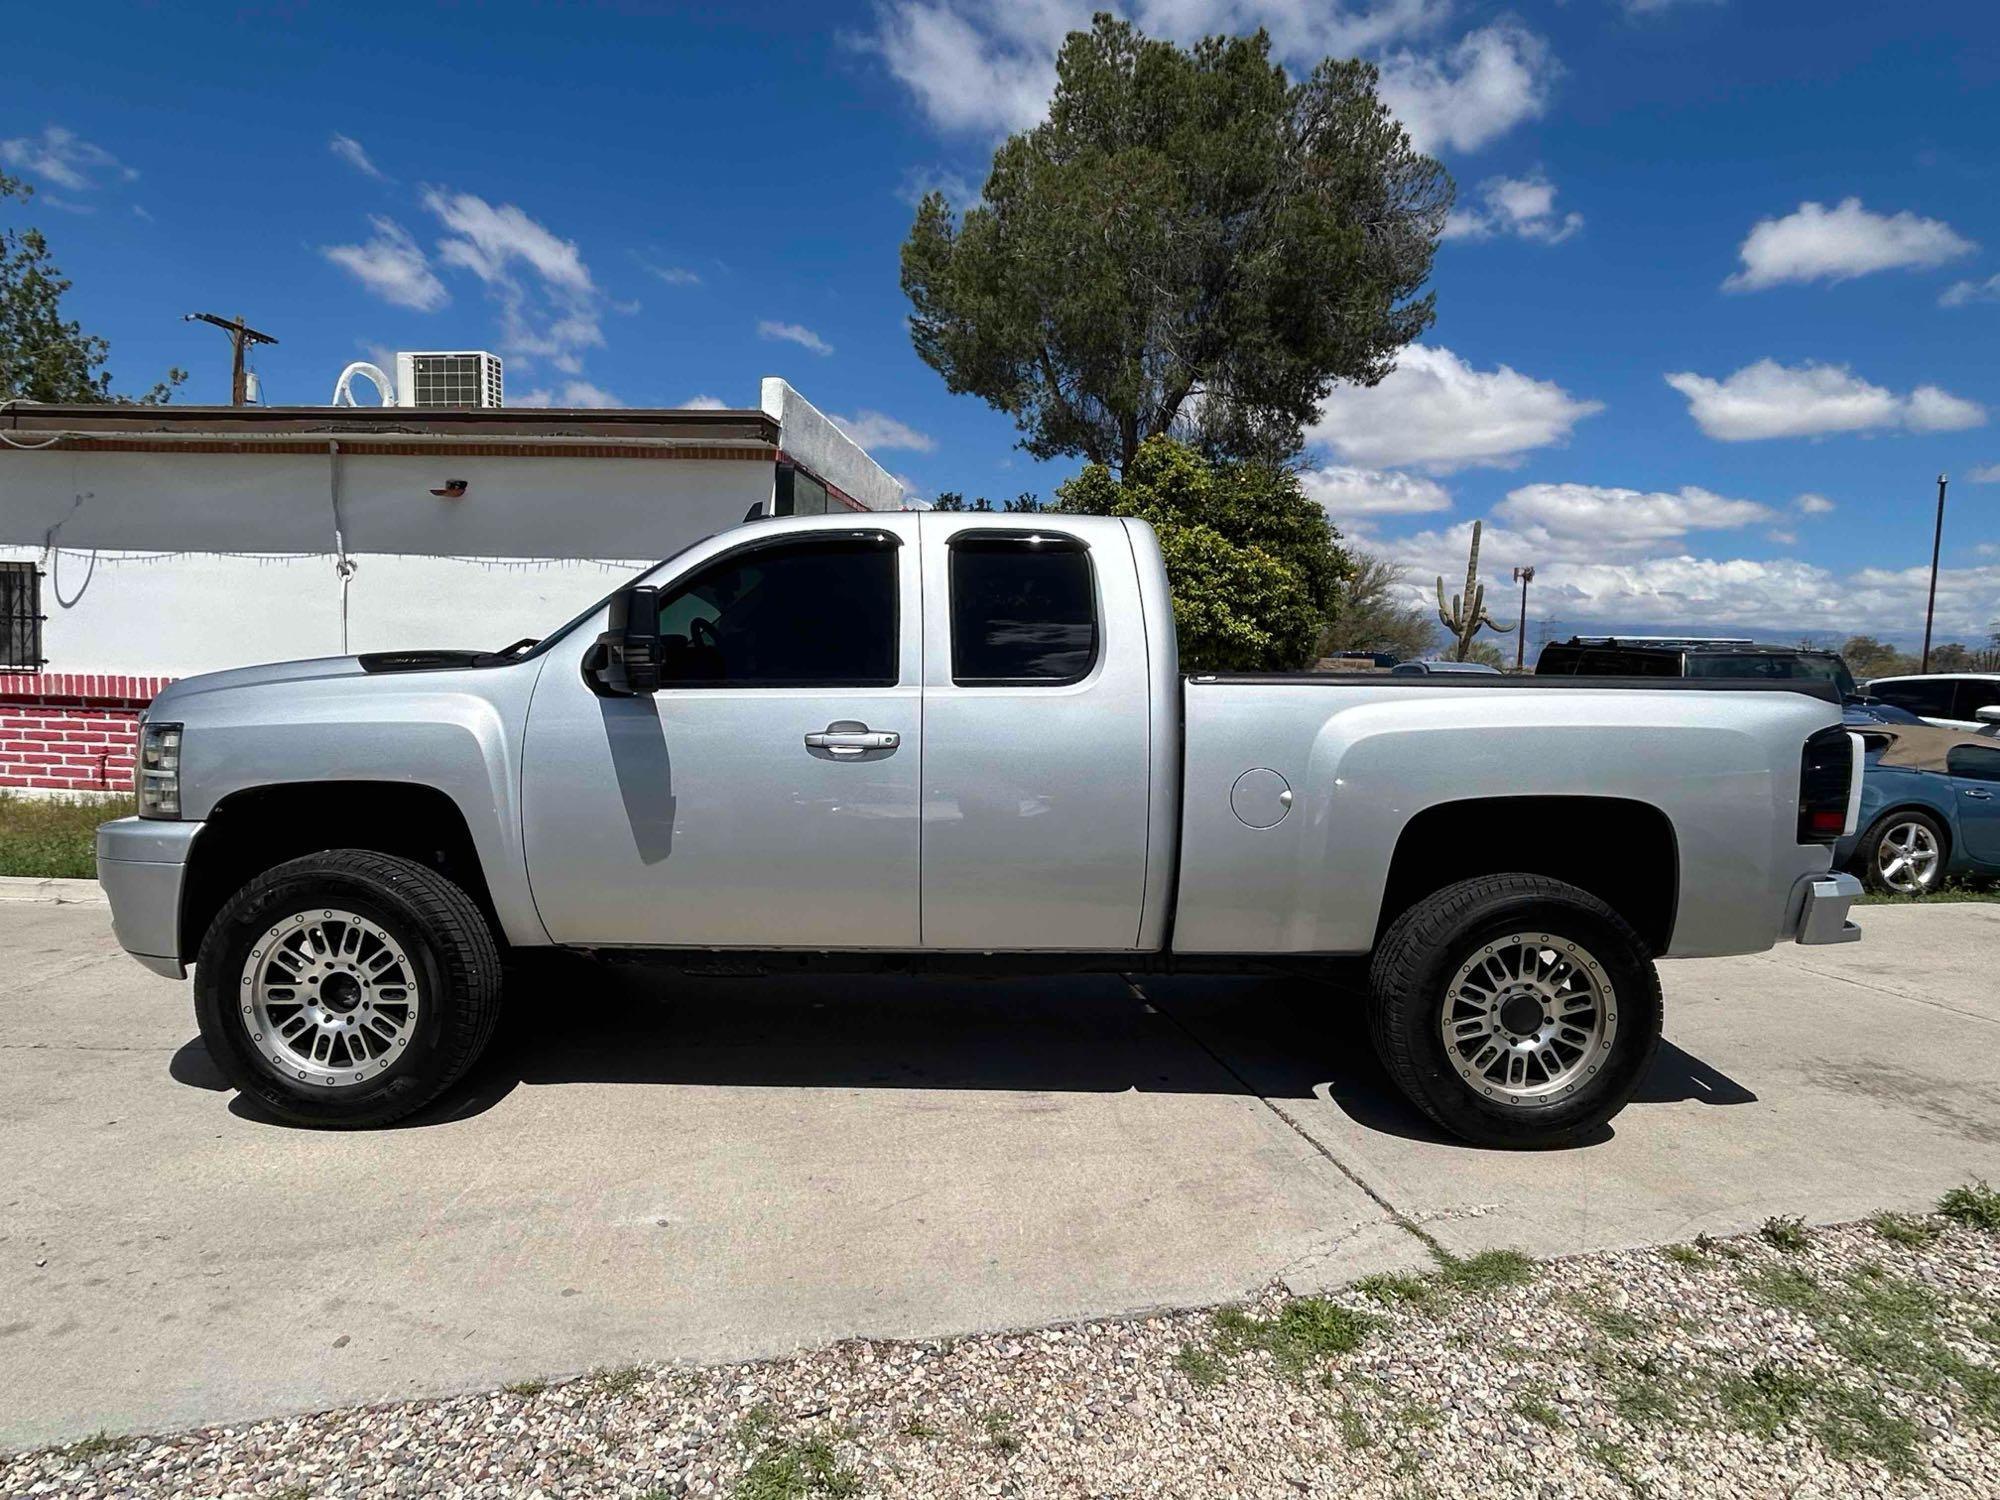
left=3, top=896, right=1997, bottom=1450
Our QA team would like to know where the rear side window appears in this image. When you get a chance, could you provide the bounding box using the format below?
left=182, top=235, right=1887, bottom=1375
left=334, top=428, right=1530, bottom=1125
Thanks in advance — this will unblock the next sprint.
left=949, top=533, right=1097, bottom=685
left=1953, top=679, right=2000, bottom=719
left=1872, top=678, right=1956, bottom=717
left=653, top=536, right=898, bottom=687
left=1948, top=744, right=2000, bottom=782
left=1581, top=649, right=1677, bottom=676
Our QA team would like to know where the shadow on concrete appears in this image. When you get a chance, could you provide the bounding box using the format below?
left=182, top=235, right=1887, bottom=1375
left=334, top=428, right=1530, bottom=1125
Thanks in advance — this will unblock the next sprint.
left=171, top=953, right=1756, bottom=1138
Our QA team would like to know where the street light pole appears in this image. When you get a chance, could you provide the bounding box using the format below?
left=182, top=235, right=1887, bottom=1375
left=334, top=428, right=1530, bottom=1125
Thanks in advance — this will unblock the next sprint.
left=1921, top=473, right=1949, bottom=673
left=1512, top=565, right=1536, bottom=671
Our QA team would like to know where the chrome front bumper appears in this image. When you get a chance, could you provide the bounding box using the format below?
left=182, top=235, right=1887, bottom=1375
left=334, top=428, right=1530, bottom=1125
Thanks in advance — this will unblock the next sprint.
left=1793, top=870, right=1863, bottom=946
left=95, top=817, right=202, bottom=979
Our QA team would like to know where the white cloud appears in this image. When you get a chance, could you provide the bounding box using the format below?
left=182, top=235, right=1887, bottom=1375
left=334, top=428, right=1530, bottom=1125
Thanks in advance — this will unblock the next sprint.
left=829, top=410, right=936, bottom=452
left=328, top=133, right=384, bottom=180
left=0, top=125, right=137, bottom=192
left=420, top=188, right=603, bottom=373
left=641, top=258, right=702, bottom=287
left=679, top=394, right=729, bottom=410
left=1907, top=385, right=1987, bottom=433
left=759, top=319, right=834, bottom=356
left=1308, top=345, right=1602, bottom=473
left=512, top=380, right=623, bottom=408
left=898, top=163, right=982, bottom=208
left=1941, top=273, right=2000, bottom=307
left=1795, top=492, right=1836, bottom=515
left=1442, top=171, right=1581, bottom=244
left=1621, top=0, right=1723, bottom=14
left=1724, top=198, right=1974, bottom=292
left=321, top=217, right=448, bottom=312
left=1376, top=21, right=1555, bottom=155
left=861, top=3, right=1555, bottom=158
left=1492, top=483, right=1772, bottom=556
left=1665, top=359, right=1986, bottom=440
left=1299, top=466, right=1451, bottom=532
left=1968, top=463, right=2000, bottom=484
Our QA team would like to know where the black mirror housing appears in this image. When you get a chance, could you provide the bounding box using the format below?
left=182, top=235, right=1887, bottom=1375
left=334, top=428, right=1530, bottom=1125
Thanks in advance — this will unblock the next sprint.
left=586, top=584, right=662, bottom=696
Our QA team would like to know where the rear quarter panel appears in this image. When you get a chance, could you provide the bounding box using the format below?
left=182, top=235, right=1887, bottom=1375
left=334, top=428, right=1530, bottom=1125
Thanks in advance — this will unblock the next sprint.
left=1171, top=681, right=1839, bottom=957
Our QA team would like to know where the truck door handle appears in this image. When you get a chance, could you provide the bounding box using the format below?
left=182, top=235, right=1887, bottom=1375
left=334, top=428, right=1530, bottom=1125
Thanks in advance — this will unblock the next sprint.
left=804, top=725, right=900, bottom=755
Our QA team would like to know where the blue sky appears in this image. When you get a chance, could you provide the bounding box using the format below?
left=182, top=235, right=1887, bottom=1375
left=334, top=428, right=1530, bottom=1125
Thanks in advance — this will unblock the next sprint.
left=5, top=0, right=1998, bottom=645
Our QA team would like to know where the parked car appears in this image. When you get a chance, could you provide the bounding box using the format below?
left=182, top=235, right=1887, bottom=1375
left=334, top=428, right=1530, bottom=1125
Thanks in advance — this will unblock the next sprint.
left=1389, top=659, right=1502, bottom=675
left=96, top=512, right=1863, bottom=1147
left=1864, top=672, right=2000, bottom=733
left=1536, top=637, right=1858, bottom=697
left=1838, top=723, right=2000, bottom=894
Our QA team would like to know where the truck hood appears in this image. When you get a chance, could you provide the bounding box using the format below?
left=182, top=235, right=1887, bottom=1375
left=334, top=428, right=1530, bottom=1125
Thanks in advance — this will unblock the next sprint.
left=147, top=656, right=368, bottom=715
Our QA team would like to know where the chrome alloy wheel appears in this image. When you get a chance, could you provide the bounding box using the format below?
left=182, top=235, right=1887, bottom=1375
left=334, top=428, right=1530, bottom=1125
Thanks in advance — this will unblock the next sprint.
left=239, top=909, right=421, bottom=1088
left=1875, top=819, right=1941, bottom=894
left=1441, top=932, right=1618, bottom=1105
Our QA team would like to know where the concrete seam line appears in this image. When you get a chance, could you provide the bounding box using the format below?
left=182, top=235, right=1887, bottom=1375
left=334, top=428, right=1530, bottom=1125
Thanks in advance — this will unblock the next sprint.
left=0, top=876, right=109, bottom=905
left=1120, top=974, right=1445, bottom=1262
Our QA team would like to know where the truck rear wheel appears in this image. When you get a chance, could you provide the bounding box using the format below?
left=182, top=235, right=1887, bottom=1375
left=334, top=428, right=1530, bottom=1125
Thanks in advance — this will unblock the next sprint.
left=193, top=850, right=503, bottom=1128
left=1368, top=875, right=1662, bottom=1149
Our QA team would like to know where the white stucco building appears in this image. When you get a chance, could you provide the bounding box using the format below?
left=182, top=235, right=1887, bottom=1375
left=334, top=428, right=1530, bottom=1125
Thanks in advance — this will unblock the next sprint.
left=0, top=377, right=901, bottom=679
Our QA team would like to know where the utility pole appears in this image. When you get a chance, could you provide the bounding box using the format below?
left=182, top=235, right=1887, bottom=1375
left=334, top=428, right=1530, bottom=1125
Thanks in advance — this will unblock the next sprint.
left=1512, top=565, right=1536, bottom=671
left=183, top=312, right=277, bottom=405
left=1921, top=473, right=1949, bottom=673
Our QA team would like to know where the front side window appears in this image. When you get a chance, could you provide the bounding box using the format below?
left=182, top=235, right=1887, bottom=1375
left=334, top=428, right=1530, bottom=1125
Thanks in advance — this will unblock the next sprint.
left=1872, top=677, right=1956, bottom=717
left=1948, top=744, right=2000, bottom=783
left=653, top=536, right=898, bottom=687
left=949, top=533, right=1098, bottom=685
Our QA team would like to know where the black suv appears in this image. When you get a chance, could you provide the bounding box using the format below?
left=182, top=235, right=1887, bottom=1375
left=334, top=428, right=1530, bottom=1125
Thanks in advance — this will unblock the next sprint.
left=1534, top=636, right=1858, bottom=697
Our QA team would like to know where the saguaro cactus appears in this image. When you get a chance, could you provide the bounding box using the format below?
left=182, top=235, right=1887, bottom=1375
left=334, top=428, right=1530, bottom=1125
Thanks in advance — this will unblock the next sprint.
left=1436, top=519, right=1514, bottom=662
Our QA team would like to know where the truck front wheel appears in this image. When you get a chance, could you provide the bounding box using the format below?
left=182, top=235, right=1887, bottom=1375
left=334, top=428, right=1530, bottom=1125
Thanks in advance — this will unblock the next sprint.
left=1368, top=875, right=1662, bottom=1149
left=193, top=850, right=503, bottom=1128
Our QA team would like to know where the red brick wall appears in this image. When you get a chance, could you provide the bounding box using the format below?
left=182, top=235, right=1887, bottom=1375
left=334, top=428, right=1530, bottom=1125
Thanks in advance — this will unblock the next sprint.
left=0, top=673, right=175, bottom=794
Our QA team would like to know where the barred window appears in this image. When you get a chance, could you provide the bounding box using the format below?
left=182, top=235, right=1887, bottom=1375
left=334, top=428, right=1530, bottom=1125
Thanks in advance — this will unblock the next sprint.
left=0, top=562, right=43, bottom=672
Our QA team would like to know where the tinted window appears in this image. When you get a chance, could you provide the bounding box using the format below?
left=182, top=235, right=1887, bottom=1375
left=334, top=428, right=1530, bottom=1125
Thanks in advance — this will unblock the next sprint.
left=1872, top=677, right=1957, bottom=717
left=1947, top=744, right=2000, bottom=783
left=950, top=534, right=1097, bottom=685
left=1534, top=645, right=1583, bottom=675
left=653, top=537, right=897, bottom=687
left=1953, top=679, right=2000, bottom=719
left=1580, top=649, right=1678, bottom=676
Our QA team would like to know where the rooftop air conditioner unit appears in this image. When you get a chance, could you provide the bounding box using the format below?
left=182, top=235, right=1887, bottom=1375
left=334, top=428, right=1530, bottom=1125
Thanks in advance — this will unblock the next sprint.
left=395, top=350, right=504, bottom=409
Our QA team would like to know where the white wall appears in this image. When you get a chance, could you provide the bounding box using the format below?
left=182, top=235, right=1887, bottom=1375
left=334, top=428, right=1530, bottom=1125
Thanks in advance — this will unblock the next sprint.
left=762, top=378, right=906, bottom=512
left=2, top=547, right=657, bottom=677
left=0, top=449, right=772, bottom=556
left=0, top=448, right=776, bottom=677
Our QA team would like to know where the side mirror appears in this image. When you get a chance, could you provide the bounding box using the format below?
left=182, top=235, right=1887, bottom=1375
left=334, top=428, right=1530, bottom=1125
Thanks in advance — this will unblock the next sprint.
left=1977, top=706, right=2000, bottom=726
left=586, top=584, right=661, bottom=696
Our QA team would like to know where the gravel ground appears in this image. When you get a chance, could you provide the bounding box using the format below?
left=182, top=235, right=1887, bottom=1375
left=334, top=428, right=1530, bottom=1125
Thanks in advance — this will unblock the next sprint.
left=7, top=1200, right=1999, bottom=1500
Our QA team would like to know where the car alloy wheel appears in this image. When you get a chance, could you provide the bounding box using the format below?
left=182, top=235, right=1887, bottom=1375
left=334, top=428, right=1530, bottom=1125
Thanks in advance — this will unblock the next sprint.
left=1875, top=819, right=1941, bottom=894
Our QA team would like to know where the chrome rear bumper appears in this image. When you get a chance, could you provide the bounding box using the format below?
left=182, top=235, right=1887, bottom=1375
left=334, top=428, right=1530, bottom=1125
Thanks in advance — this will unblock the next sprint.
left=1794, top=871, right=1863, bottom=946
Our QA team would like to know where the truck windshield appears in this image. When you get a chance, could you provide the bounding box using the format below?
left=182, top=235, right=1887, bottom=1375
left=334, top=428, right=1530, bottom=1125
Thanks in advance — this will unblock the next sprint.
left=1686, top=652, right=1856, bottom=697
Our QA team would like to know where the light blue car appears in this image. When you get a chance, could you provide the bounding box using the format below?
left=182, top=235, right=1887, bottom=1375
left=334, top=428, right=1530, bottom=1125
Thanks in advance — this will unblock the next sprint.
left=1836, top=724, right=2000, bottom=894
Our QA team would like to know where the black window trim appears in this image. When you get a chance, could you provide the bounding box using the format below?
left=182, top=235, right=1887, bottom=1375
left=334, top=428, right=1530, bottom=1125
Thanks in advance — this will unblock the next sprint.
left=0, top=560, right=46, bottom=673
left=946, top=528, right=1101, bottom=688
left=653, top=529, right=904, bottom=691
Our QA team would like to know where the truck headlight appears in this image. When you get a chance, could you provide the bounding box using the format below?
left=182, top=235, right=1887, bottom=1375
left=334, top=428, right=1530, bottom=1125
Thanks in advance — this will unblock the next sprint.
left=137, top=722, right=183, bottom=819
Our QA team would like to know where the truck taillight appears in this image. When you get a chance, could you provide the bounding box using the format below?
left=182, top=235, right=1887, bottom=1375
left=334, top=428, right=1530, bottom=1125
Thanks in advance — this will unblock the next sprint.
left=1798, top=726, right=1855, bottom=845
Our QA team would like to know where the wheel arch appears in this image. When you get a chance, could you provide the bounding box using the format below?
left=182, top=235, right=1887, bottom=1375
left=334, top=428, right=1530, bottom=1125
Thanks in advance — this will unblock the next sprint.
left=1374, top=795, right=1679, bottom=956
left=180, top=781, right=501, bottom=960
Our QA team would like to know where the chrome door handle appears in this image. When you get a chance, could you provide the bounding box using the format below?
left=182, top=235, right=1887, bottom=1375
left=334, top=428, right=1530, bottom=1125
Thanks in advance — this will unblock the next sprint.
left=1965, top=789, right=1993, bottom=800
left=805, top=727, right=900, bottom=755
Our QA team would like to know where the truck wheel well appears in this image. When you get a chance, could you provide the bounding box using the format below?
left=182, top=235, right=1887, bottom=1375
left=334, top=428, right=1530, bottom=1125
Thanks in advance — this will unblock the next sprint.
left=180, top=782, right=498, bottom=959
left=1376, top=796, right=1678, bottom=955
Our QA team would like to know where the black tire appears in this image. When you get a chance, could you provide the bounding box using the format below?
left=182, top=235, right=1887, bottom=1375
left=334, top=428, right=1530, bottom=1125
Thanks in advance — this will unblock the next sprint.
left=1368, top=875, right=1663, bottom=1149
left=1855, top=809, right=1948, bottom=896
left=193, top=850, right=503, bottom=1128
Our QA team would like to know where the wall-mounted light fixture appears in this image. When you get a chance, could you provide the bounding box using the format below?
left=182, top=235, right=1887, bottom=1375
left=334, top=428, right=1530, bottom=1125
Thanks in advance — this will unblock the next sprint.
left=430, top=479, right=469, bottom=500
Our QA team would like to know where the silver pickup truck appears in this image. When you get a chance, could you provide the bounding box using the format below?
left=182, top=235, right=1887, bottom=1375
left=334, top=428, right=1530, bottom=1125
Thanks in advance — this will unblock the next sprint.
left=97, top=511, right=1864, bottom=1145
